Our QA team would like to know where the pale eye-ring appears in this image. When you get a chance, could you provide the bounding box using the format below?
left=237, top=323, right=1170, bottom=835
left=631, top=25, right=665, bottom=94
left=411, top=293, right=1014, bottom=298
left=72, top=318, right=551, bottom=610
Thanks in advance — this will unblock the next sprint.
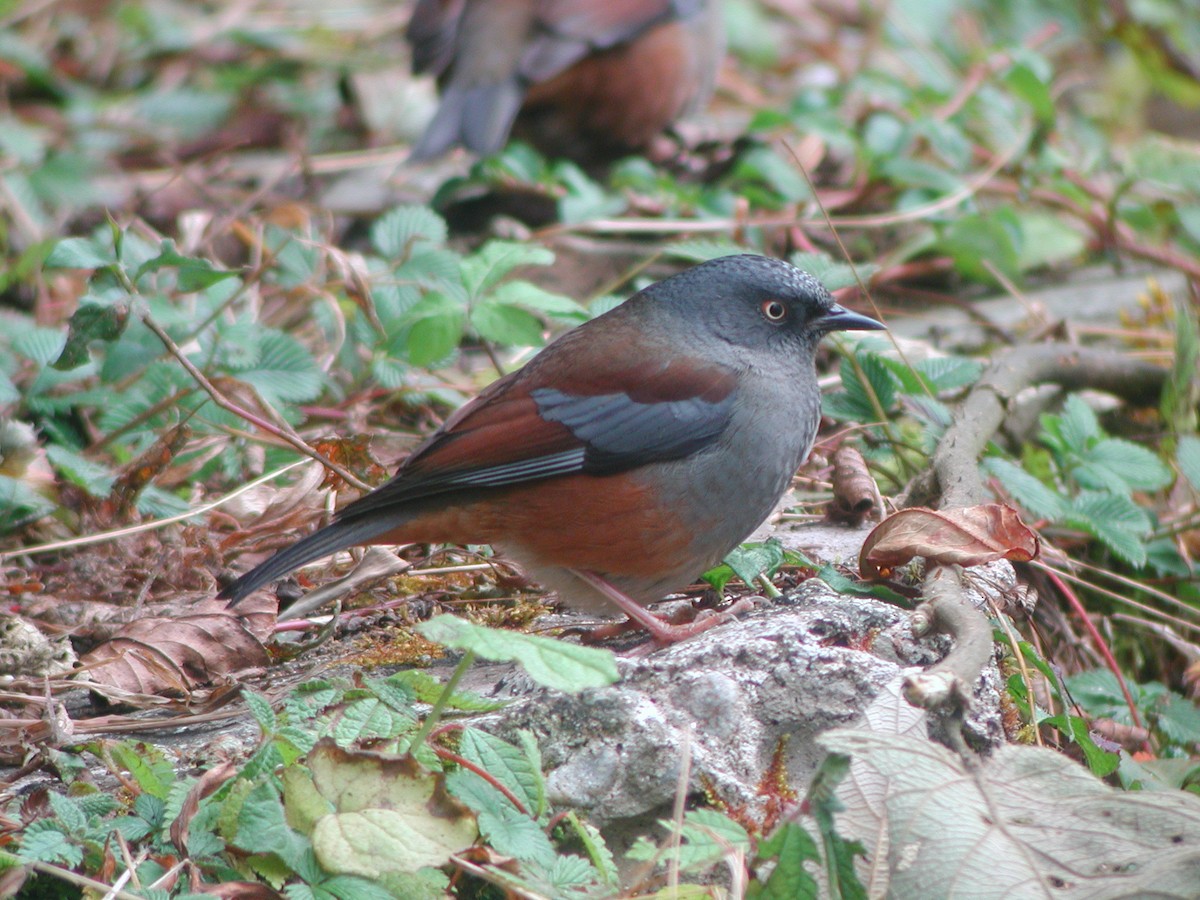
left=761, top=299, right=788, bottom=322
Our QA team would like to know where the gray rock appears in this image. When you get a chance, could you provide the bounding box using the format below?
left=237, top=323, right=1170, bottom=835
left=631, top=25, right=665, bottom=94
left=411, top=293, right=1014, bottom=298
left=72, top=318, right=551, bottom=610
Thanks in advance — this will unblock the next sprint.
left=477, top=577, right=1005, bottom=834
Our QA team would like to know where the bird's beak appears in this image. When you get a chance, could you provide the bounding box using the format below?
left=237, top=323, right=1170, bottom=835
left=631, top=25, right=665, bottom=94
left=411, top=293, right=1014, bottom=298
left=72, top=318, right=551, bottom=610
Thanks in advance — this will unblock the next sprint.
left=818, top=303, right=886, bottom=333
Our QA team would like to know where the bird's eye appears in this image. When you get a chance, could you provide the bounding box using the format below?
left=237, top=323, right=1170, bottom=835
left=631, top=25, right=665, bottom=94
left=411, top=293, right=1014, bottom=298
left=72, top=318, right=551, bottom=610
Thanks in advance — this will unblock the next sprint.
left=761, top=299, right=788, bottom=323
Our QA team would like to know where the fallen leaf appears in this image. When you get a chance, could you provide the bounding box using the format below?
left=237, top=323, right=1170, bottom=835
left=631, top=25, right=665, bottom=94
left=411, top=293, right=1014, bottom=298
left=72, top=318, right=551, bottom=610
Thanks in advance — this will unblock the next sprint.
left=290, top=739, right=478, bottom=878
left=828, top=445, right=880, bottom=525
left=79, top=595, right=270, bottom=698
left=859, top=504, right=1039, bottom=579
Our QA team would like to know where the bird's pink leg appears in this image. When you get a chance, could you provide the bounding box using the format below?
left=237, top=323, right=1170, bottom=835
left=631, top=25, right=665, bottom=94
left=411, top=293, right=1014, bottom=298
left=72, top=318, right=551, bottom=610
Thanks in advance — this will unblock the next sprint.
left=569, top=569, right=755, bottom=644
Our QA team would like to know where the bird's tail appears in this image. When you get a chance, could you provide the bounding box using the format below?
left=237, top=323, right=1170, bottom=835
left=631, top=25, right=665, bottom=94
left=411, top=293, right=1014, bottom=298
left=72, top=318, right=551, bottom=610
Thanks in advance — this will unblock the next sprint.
left=219, top=516, right=401, bottom=608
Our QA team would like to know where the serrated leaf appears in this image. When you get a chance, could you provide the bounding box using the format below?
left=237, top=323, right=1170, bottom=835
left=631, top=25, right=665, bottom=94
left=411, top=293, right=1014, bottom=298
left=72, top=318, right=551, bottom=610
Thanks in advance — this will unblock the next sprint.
left=1176, top=435, right=1200, bottom=493
left=416, top=616, right=618, bottom=693
left=48, top=793, right=87, bottom=834
left=664, top=239, right=746, bottom=262
left=333, top=698, right=417, bottom=746
left=914, top=356, right=984, bottom=392
left=238, top=779, right=312, bottom=871
left=1080, top=438, right=1172, bottom=492
left=461, top=242, right=554, bottom=296
left=13, top=326, right=68, bottom=366
left=383, top=670, right=505, bottom=712
left=244, top=691, right=277, bottom=733
left=475, top=798, right=557, bottom=867
left=1157, top=694, right=1200, bottom=745
left=458, top=728, right=541, bottom=816
left=982, top=457, right=1069, bottom=520
left=1055, top=394, right=1101, bottom=450
left=822, top=391, right=874, bottom=429
left=488, top=281, right=587, bottom=322
left=16, top=827, right=82, bottom=866
left=45, top=444, right=114, bottom=497
left=470, top=301, right=545, bottom=347
left=371, top=205, right=448, bottom=258
left=1065, top=495, right=1149, bottom=568
left=841, top=351, right=897, bottom=419
left=45, top=235, right=114, bottom=269
left=239, top=330, right=325, bottom=405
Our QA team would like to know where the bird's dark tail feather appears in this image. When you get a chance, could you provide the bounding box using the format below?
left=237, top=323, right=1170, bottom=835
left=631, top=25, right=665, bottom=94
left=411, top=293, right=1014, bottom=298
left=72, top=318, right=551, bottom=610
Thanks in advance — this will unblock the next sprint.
left=219, top=517, right=400, bottom=608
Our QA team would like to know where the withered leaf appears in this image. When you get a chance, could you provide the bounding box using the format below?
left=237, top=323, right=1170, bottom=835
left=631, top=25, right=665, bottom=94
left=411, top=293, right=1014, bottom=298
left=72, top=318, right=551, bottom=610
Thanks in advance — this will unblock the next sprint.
left=828, top=445, right=880, bottom=526
left=79, top=596, right=270, bottom=698
left=859, top=503, right=1039, bottom=579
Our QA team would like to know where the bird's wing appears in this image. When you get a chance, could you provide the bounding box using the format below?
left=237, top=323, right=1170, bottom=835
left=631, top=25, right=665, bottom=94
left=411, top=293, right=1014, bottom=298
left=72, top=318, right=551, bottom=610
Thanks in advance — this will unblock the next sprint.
left=518, top=0, right=684, bottom=81
left=339, top=354, right=737, bottom=521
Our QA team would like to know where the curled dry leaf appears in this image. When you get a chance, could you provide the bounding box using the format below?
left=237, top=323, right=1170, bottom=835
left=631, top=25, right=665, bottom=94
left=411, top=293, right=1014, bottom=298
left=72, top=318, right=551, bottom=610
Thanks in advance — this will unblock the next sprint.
left=859, top=503, right=1039, bottom=580
left=171, top=759, right=241, bottom=854
left=78, top=594, right=271, bottom=699
left=828, top=445, right=880, bottom=526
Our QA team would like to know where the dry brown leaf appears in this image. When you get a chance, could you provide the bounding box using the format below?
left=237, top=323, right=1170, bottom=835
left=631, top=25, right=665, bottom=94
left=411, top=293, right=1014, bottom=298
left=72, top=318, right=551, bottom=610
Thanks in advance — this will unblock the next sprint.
left=79, top=596, right=270, bottom=698
left=859, top=503, right=1039, bottom=579
left=171, top=759, right=241, bottom=854
left=828, top=445, right=879, bottom=525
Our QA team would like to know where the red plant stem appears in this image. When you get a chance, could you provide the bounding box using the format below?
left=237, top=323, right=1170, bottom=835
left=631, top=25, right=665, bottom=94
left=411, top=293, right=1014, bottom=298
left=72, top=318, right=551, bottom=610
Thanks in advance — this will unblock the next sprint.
left=431, top=745, right=530, bottom=816
left=1042, top=566, right=1154, bottom=754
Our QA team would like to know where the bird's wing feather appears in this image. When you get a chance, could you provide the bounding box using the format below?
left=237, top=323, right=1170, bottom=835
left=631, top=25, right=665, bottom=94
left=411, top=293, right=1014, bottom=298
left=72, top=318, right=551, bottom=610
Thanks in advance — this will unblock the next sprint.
left=338, top=355, right=737, bottom=521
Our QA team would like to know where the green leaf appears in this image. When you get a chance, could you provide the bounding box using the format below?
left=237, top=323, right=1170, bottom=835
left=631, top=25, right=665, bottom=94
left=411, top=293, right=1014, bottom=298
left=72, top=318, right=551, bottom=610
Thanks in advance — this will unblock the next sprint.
left=106, top=742, right=175, bottom=800
left=843, top=351, right=897, bottom=418
left=488, top=282, right=587, bottom=322
left=723, top=540, right=786, bottom=587
left=14, top=326, right=68, bottom=366
left=1157, top=694, right=1200, bottom=745
left=914, top=355, right=983, bottom=393
left=45, top=445, right=115, bottom=498
left=754, top=822, right=820, bottom=899
left=469, top=301, right=545, bottom=347
left=563, top=811, right=617, bottom=886
left=371, top=205, right=448, bottom=258
left=1176, top=435, right=1200, bottom=493
left=788, top=252, right=877, bottom=293
left=383, top=670, right=505, bottom=712
left=1004, top=61, right=1056, bottom=127
left=982, top=457, right=1069, bottom=520
left=458, top=728, right=542, bottom=816
left=461, top=242, right=554, bottom=296
left=404, top=294, right=465, bottom=366
left=45, top=235, right=114, bottom=269
left=1080, top=438, right=1172, bottom=492
left=48, top=793, right=87, bottom=834
left=664, top=239, right=747, bottom=262
left=238, top=330, right=325, bottom=405
left=939, top=211, right=1022, bottom=283
left=1053, top=394, right=1101, bottom=451
left=332, top=698, right=417, bottom=746
left=52, top=300, right=131, bottom=370
left=238, top=780, right=312, bottom=872
left=1064, top=492, right=1150, bottom=568
left=475, top=798, right=557, bottom=867
left=416, top=616, right=619, bottom=693
left=16, top=825, right=82, bottom=866
left=136, top=240, right=239, bottom=291
left=1013, top=212, right=1085, bottom=271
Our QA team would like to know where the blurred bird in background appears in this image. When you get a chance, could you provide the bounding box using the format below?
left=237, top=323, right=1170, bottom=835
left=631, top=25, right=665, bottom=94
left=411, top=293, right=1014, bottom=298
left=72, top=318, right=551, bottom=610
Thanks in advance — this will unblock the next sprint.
left=406, top=0, right=724, bottom=165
